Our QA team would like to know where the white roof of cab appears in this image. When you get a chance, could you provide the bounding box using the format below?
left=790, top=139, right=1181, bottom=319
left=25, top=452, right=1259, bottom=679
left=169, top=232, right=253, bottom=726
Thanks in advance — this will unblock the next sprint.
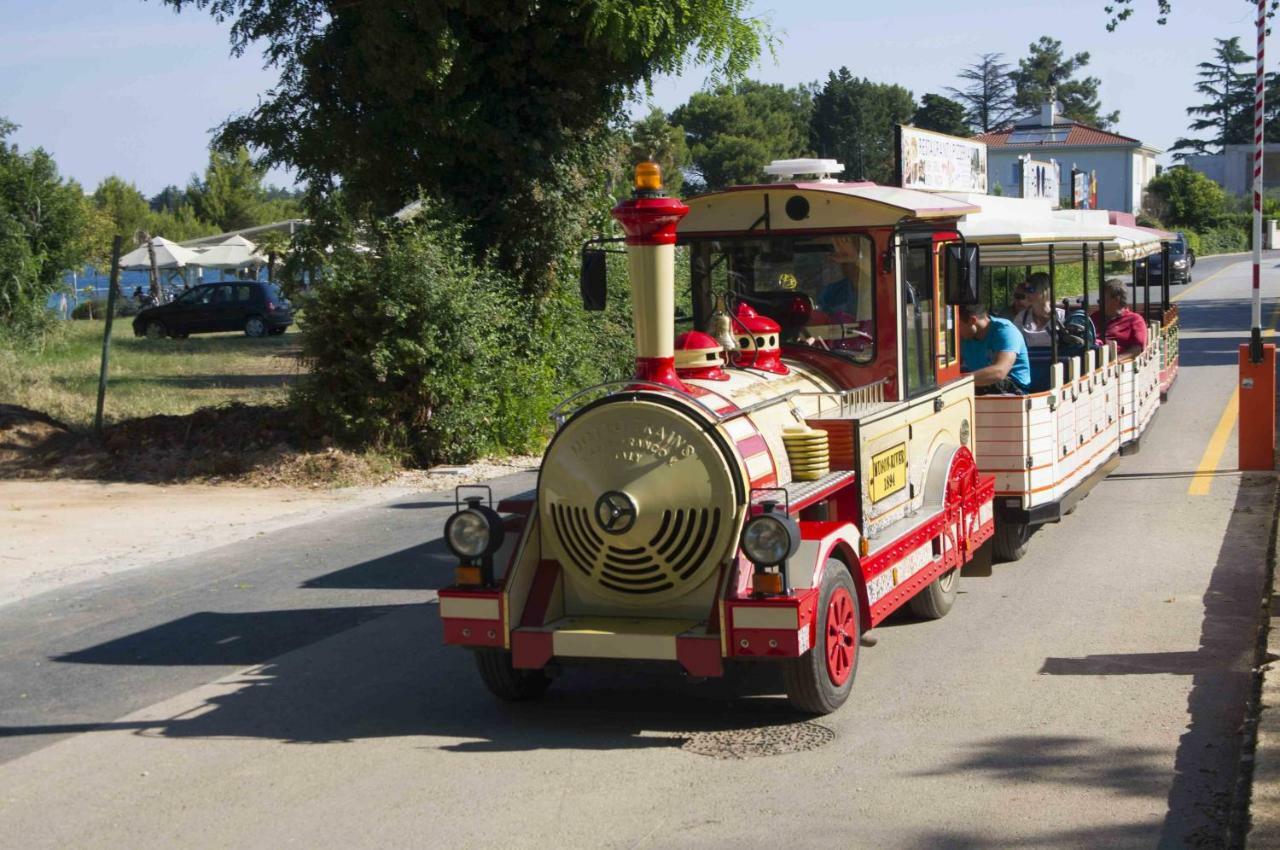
left=680, top=182, right=980, bottom=235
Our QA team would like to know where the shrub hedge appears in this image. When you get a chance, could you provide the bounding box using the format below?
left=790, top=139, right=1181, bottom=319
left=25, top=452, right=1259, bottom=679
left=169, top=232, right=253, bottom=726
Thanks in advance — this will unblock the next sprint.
left=292, top=213, right=635, bottom=465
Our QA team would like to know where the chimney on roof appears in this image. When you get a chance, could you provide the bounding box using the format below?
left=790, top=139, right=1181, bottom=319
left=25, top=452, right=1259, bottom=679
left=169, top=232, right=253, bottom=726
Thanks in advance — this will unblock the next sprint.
left=1040, top=100, right=1059, bottom=127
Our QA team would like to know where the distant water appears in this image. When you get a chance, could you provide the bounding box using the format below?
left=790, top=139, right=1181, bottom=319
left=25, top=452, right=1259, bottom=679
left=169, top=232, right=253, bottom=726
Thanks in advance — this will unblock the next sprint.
left=46, top=265, right=271, bottom=316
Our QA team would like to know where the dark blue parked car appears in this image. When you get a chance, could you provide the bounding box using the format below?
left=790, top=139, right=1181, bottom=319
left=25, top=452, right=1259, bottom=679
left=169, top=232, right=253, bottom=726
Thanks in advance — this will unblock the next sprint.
left=132, top=282, right=293, bottom=339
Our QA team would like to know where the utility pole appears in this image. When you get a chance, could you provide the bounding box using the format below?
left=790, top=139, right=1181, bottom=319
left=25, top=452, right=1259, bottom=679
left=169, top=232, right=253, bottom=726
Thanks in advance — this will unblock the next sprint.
left=94, top=236, right=123, bottom=439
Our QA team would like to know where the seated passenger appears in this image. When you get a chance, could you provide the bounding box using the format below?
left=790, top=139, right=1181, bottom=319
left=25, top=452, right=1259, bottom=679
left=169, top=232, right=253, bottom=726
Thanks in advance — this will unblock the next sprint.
left=1012, top=273, right=1065, bottom=348
left=959, top=303, right=1031, bottom=395
left=1091, top=279, right=1148, bottom=360
left=998, top=283, right=1030, bottom=320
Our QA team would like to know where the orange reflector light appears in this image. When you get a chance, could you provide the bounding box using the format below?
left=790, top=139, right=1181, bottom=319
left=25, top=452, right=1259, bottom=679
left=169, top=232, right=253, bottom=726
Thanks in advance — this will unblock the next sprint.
left=634, top=161, right=663, bottom=193
left=455, top=565, right=483, bottom=586
left=755, top=572, right=784, bottom=595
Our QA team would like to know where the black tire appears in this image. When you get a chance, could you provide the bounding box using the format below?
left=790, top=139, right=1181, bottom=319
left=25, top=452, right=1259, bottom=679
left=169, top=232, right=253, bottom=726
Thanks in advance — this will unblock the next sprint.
left=993, top=518, right=1030, bottom=562
left=144, top=320, right=167, bottom=340
left=474, top=648, right=551, bottom=701
left=244, top=315, right=268, bottom=337
left=909, top=567, right=958, bottom=620
left=783, top=559, right=858, bottom=715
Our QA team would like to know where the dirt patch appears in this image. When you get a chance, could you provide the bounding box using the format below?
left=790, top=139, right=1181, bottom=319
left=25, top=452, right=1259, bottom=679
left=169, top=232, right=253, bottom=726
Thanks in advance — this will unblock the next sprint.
left=0, top=405, right=77, bottom=473
left=0, top=403, right=540, bottom=488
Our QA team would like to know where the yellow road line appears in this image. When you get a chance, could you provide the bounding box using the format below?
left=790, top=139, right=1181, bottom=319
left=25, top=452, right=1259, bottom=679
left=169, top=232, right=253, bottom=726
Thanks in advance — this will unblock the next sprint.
left=1188, top=387, right=1240, bottom=496
left=1172, top=261, right=1239, bottom=302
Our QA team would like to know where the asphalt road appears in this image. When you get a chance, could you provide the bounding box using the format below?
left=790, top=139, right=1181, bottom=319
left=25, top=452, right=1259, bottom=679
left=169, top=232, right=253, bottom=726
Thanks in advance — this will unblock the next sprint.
left=0, top=251, right=1275, bottom=849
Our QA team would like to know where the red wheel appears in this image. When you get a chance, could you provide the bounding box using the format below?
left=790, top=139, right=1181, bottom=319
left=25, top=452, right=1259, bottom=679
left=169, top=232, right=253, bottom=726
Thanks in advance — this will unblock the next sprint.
left=825, top=586, right=857, bottom=686
left=784, top=560, right=859, bottom=714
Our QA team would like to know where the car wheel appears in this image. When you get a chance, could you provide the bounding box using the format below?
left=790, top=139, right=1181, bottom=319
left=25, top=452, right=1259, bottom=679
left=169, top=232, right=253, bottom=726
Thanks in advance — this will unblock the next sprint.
left=145, top=321, right=167, bottom=340
left=782, top=559, right=858, bottom=715
left=993, top=518, right=1030, bottom=562
left=244, top=316, right=268, bottom=338
left=908, top=567, right=958, bottom=620
left=474, top=649, right=551, bottom=701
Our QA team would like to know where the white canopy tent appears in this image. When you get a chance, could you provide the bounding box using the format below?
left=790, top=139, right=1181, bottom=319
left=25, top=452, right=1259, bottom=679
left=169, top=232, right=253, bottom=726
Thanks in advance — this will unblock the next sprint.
left=117, top=236, right=201, bottom=270
left=193, top=235, right=267, bottom=271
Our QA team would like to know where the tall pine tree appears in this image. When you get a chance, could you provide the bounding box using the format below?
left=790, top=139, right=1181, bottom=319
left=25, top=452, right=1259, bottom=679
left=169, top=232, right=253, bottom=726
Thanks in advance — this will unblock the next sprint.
left=1170, top=37, right=1254, bottom=159
left=1011, top=37, right=1118, bottom=128
left=947, top=53, right=1017, bottom=133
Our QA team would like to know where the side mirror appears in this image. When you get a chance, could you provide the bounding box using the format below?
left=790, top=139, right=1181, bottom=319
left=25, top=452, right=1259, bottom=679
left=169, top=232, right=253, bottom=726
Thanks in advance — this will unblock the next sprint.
left=944, top=243, right=981, bottom=305
left=579, top=249, right=607, bottom=311
left=1190, top=252, right=1196, bottom=267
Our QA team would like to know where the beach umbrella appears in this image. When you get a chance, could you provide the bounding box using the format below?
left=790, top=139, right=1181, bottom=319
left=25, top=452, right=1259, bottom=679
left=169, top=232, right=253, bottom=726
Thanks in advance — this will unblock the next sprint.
left=118, top=236, right=201, bottom=270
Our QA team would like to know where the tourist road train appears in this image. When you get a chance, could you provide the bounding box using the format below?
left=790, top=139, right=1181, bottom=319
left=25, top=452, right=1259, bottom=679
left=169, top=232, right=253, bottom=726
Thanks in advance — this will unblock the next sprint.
left=436, top=156, right=1177, bottom=714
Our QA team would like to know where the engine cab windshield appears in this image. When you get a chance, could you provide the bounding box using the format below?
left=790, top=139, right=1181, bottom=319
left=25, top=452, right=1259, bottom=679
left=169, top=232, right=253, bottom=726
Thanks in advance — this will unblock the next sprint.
left=689, top=233, right=876, bottom=363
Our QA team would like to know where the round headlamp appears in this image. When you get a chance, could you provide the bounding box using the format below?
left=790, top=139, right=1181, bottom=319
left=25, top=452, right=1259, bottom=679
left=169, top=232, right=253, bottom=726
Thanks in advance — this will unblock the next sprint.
left=740, top=507, right=800, bottom=566
left=445, top=500, right=504, bottom=560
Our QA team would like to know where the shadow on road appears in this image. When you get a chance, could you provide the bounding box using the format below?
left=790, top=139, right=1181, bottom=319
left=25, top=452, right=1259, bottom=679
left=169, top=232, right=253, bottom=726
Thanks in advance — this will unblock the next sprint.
left=1038, top=471, right=1277, bottom=847
left=5, top=600, right=802, bottom=752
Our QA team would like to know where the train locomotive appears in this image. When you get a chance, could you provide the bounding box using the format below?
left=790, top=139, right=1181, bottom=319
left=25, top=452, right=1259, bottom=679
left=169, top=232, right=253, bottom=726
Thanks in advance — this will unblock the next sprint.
left=438, top=159, right=997, bottom=714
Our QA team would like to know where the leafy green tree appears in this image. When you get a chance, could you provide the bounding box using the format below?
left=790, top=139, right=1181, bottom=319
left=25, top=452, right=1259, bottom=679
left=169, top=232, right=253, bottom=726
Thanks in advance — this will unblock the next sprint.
left=809, top=68, right=915, bottom=184
left=947, top=53, right=1017, bottom=133
left=671, top=81, right=812, bottom=192
left=628, top=107, right=689, bottom=196
left=1012, top=37, right=1118, bottom=128
left=1105, top=1, right=1277, bottom=32
left=912, top=93, right=969, bottom=137
left=92, top=175, right=150, bottom=255
left=188, top=147, right=268, bottom=231
left=0, top=118, right=89, bottom=339
left=161, top=0, right=770, bottom=297
left=1144, top=166, right=1227, bottom=229
left=1170, top=37, right=1254, bottom=159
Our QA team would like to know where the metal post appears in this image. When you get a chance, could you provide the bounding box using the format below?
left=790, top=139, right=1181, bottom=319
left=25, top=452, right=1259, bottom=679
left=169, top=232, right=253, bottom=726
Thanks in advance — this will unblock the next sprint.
left=1251, top=0, right=1266, bottom=362
left=1082, top=243, right=1090, bottom=315
left=1160, top=242, right=1171, bottom=311
left=94, top=236, right=123, bottom=438
left=1143, top=249, right=1151, bottom=320
left=1099, top=241, right=1108, bottom=345
left=1049, top=244, right=1058, bottom=365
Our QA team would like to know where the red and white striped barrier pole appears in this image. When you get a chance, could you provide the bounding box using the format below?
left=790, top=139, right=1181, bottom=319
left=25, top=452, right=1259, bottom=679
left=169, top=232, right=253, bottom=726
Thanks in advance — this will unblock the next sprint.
left=1252, top=0, right=1266, bottom=361
left=1240, top=0, right=1276, bottom=471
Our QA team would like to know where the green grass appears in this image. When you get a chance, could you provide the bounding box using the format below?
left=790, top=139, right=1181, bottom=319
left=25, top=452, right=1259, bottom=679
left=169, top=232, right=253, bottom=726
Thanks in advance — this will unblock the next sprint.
left=0, top=320, right=303, bottom=429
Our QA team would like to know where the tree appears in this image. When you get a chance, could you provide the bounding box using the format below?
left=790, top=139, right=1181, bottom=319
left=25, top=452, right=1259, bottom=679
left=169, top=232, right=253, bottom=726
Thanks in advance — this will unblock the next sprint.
left=671, top=81, right=812, bottom=192
left=161, top=0, right=771, bottom=297
left=188, top=146, right=268, bottom=231
left=1105, top=1, right=1277, bottom=32
left=947, top=53, right=1017, bottom=133
left=1170, top=38, right=1254, bottom=159
left=628, top=107, right=689, bottom=196
left=149, top=184, right=188, bottom=214
left=0, top=118, right=89, bottom=338
left=912, top=93, right=969, bottom=137
left=809, top=68, right=915, bottom=184
left=1144, top=166, right=1226, bottom=229
left=1011, top=37, right=1118, bottom=128
left=92, top=175, right=150, bottom=257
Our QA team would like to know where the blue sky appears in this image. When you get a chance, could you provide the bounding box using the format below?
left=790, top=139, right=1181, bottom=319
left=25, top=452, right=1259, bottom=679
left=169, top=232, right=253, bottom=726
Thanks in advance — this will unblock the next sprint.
left=0, top=0, right=1263, bottom=196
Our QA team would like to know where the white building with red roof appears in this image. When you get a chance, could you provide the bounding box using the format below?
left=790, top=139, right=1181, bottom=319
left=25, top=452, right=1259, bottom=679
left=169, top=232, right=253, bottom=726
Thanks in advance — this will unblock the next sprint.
left=975, top=102, right=1161, bottom=214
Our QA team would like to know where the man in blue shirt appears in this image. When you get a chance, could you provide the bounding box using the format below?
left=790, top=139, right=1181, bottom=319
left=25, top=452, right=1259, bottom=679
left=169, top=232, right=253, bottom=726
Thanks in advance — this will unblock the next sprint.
left=958, top=303, right=1031, bottom=395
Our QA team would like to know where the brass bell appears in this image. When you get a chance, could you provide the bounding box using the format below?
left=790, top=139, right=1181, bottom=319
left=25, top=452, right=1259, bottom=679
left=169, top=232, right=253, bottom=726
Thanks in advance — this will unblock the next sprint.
left=707, top=294, right=738, bottom=352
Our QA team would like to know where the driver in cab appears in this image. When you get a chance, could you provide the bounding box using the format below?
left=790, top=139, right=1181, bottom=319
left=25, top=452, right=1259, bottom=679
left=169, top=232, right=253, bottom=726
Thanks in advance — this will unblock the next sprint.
left=958, top=303, right=1031, bottom=395
left=816, top=237, right=863, bottom=314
